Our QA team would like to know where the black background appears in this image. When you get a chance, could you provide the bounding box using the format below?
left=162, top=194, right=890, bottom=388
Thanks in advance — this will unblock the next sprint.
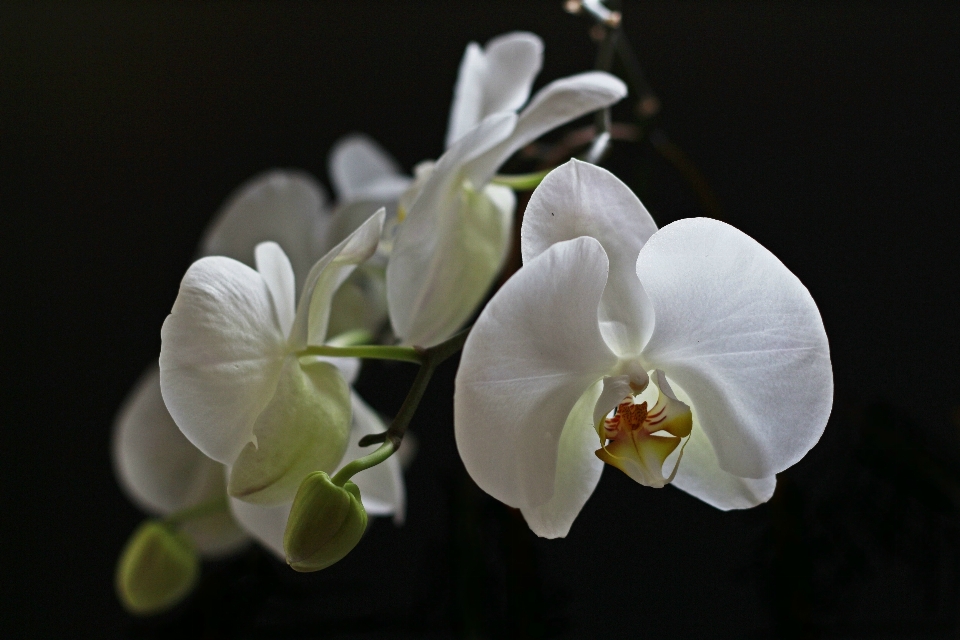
left=3, top=1, right=960, bottom=638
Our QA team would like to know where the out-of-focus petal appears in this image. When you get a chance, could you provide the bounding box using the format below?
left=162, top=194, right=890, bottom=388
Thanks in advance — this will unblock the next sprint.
left=160, top=257, right=287, bottom=464
left=465, top=72, right=627, bottom=186
left=229, top=497, right=291, bottom=560
left=329, top=134, right=407, bottom=203
left=254, top=242, right=296, bottom=337
left=200, top=170, right=329, bottom=286
left=520, top=382, right=605, bottom=538
left=289, top=210, right=385, bottom=349
left=338, top=392, right=406, bottom=524
left=445, top=32, right=544, bottom=148
left=387, top=114, right=517, bottom=347
left=522, top=160, right=657, bottom=357
left=455, top=237, right=618, bottom=510
left=637, top=218, right=833, bottom=479
left=227, top=357, right=352, bottom=505
left=113, top=366, right=249, bottom=557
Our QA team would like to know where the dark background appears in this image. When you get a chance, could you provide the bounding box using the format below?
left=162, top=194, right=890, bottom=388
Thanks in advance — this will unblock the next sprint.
left=3, top=1, right=960, bottom=637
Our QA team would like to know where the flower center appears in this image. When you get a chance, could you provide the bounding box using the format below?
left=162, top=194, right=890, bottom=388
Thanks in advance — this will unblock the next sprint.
left=594, top=377, right=693, bottom=488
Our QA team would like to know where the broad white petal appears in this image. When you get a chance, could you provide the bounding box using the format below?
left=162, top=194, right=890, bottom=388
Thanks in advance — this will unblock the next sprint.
left=254, top=242, right=296, bottom=337
left=387, top=114, right=517, bottom=347
left=454, top=237, right=618, bottom=510
left=445, top=32, right=544, bottom=148
left=520, top=382, right=605, bottom=538
left=228, top=357, right=352, bottom=505
left=328, top=134, right=406, bottom=203
left=200, top=170, right=329, bottom=287
left=338, top=392, right=406, bottom=524
left=160, top=257, right=287, bottom=464
left=229, top=497, right=290, bottom=560
left=522, top=160, right=657, bottom=356
left=637, top=218, right=833, bottom=478
left=289, top=209, right=385, bottom=349
left=465, top=72, right=627, bottom=186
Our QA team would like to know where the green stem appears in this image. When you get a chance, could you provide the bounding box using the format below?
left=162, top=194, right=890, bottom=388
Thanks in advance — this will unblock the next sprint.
left=162, top=495, right=229, bottom=527
left=297, top=344, right=423, bottom=364
left=357, top=326, right=471, bottom=448
left=491, top=169, right=552, bottom=191
left=331, top=441, right=396, bottom=486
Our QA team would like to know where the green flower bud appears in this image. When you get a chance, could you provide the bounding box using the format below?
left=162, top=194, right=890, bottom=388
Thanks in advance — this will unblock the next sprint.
left=115, top=521, right=199, bottom=615
left=283, top=471, right=368, bottom=572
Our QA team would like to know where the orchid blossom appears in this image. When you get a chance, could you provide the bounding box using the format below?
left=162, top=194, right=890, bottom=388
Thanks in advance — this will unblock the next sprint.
left=387, top=63, right=627, bottom=347
left=115, top=172, right=405, bottom=565
left=455, top=160, right=833, bottom=538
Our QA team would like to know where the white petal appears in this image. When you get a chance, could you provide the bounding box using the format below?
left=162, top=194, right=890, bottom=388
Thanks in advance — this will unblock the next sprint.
left=337, top=392, right=406, bottom=524
left=520, top=382, right=605, bottom=538
left=637, top=218, right=833, bottom=478
left=454, top=237, right=618, bottom=511
left=522, top=160, right=657, bottom=356
left=254, top=242, right=296, bottom=337
left=328, top=133, right=406, bottom=203
left=113, top=365, right=249, bottom=557
left=289, top=209, right=385, bottom=349
left=465, top=72, right=628, bottom=186
left=200, top=170, right=329, bottom=287
left=113, top=365, right=227, bottom=515
left=387, top=114, right=517, bottom=347
left=227, top=357, right=352, bottom=504
left=668, top=378, right=776, bottom=509
left=160, top=257, right=287, bottom=464
left=445, top=32, right=544, bottom=148
left=229, top=496, right=290, bottom=560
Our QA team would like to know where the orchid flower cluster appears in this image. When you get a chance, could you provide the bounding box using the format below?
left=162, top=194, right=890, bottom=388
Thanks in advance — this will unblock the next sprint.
left=112, top=27, right=833, bottom=615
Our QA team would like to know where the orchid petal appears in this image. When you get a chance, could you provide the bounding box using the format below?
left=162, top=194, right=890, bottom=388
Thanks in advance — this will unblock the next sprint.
left=445, top=32, right=544, bottom=148
left=520, top=381, right=605, bottom=538
left=465, top=72, right=627, bottom=186
left=254, top=242, right=296, bottom=337
left=329, top=134, right=407, bottom=203
left=289, top=209, right=385, bottom=350
left=227, top=357, right=352, bottom=505
left=637, top=218, right=833, bottom=479
left=200, top=170, right=328, bottom=286
left=455, top=237, right=618, bottom=510
left=522, top=160, right=657, bottom=356
left=387, top=114, right=518, bottom=347
left=160, top=257, right=287, bottom=464
left=229, top=497, right=290, bottom=560
left=327, top=265, right=389, bottom=338
left=338, top=392, right=406, bottom=524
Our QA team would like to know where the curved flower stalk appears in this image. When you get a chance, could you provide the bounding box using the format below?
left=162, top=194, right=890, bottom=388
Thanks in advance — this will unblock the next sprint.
left=455, top=160, right=833, bottom=538
left=160, top=212, right=389, bottom=506
left=387, top=70, right=628, bottom=348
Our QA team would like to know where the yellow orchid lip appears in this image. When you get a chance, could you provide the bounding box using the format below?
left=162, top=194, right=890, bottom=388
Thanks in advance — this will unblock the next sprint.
left=595, top=381, right=693, bottom=488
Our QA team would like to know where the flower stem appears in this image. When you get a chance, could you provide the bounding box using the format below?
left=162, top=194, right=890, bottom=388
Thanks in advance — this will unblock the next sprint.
left=162, top=495, right=229, bottom=528
left=297, top=344, right=423, bottom=364
left=491, top=169, right=552, bottom=191
left=357, top=326, right=471, bottom=449
left=331, top=441, right=397, bottom=486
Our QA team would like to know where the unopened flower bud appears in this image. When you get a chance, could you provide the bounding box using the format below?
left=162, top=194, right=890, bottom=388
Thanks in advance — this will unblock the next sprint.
left=283, top=471, right=367, bottom=572
left=115, top=521, right=199, bottom=615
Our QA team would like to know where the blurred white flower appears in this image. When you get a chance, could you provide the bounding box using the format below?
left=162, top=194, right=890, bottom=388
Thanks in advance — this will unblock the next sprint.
left=386, top=41, right=627, bottom=347
left=454, top=160, right=833, bottom=538
left=115, top=174, right=404, bottom=558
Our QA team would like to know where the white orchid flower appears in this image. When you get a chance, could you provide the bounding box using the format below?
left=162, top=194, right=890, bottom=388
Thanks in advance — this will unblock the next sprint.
left=455, top=160, right=833, bottom=538
left=387, top=71, right=627, bottom=347
left=160, top=211, right=387, bottom=506
left=115, top=172, right=405, bottom=557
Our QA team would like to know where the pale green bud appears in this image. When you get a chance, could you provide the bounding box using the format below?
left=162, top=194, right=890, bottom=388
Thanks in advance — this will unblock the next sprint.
left=115, top=521, right=199, bottom=615
left=283, top=471, right=367, bottom=572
